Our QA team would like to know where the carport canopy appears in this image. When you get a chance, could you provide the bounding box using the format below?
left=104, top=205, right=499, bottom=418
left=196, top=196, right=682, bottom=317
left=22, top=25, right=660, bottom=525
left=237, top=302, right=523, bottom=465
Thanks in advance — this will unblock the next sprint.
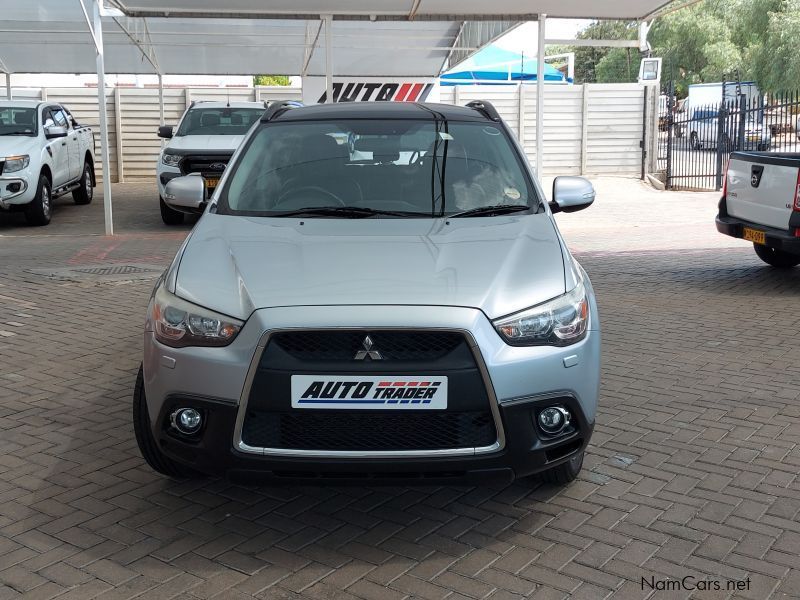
left=0, top=0, right=671, bottom=235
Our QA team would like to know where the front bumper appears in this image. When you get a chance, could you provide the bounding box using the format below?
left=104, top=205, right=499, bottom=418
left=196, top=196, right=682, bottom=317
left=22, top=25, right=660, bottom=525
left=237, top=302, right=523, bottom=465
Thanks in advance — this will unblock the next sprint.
left=154, top=392, right=593, bottom=485
left=156, top=163, right=181, bottom=197
left=143, top=303, right=601, bottom=483
left=0, top=173, right=34, bottom=207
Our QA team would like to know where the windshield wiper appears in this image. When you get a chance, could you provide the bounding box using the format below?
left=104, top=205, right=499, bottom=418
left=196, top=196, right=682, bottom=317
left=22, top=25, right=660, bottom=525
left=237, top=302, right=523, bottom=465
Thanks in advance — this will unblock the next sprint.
left=270, top=206, right=428, bottom=218
left=448, top=204, right=531, bottom=218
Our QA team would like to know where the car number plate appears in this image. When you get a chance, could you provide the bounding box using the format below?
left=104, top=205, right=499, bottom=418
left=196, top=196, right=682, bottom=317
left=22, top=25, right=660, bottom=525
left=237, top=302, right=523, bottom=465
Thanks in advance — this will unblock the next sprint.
left=291, top=375, right=448, bottom=409
left=204, top=177, right=220, bottom=188
left=742, top=227, right=766, bottom=245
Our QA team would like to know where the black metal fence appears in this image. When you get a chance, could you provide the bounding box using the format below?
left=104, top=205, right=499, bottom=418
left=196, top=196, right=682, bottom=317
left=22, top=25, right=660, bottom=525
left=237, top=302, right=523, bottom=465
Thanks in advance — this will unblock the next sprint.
left=658, top=82, right=800, bottom=191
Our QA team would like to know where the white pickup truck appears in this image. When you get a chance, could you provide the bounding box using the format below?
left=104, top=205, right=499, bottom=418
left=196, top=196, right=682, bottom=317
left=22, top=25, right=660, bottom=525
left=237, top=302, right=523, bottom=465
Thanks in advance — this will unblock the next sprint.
left=0, top=100, right=95, bottom=226
left=716, top=152, right=800, bottom=267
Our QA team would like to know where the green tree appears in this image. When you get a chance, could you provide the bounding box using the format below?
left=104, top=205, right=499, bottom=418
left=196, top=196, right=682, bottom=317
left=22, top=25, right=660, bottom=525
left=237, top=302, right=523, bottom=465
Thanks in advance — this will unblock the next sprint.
left=253, top=75, right=291, bottom=86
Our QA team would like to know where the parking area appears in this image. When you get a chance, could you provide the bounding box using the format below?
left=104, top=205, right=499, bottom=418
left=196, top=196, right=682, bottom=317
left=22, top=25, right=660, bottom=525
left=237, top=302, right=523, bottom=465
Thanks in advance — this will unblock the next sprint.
left=1, top=177, right=799, bottom=600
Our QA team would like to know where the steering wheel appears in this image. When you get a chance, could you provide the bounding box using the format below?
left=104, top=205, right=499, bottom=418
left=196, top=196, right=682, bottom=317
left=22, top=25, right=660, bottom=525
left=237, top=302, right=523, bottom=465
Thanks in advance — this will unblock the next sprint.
left=275, top=185, right=346, bottom=209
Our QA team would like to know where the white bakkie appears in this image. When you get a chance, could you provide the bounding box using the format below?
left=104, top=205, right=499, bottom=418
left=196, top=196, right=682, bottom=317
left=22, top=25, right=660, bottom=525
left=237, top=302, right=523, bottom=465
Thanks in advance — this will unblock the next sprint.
left=0, top=100, right=95, bottom=226
left=155, top=101, right=267, bottom=225
left=716, top=151, right=800, bottom=267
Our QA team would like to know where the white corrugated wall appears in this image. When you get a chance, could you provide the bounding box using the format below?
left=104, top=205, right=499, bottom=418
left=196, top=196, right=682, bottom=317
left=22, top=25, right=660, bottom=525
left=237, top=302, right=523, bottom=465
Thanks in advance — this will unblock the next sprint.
left=11, top=83, right=644, bottom=181
left=441, top=83, right=646, bottom=177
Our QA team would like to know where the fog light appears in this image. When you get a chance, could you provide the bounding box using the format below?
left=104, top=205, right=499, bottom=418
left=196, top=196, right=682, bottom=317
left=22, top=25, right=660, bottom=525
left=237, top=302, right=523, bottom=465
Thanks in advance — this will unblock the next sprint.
left=6, top=183, right=21, bottom=193
left=538, top=406, right=571, bottom=435
left=171, top=408, right=202, bottom=434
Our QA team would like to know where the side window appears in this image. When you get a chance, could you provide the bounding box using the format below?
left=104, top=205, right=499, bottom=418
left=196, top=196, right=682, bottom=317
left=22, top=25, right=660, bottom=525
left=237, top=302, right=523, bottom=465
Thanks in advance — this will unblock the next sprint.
left=52, top=109, right=69, bottom=128
left=42, top=109, right=56, bottom=129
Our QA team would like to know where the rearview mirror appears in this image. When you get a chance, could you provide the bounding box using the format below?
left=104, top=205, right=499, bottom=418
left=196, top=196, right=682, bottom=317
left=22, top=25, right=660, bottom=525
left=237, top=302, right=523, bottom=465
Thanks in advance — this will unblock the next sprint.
left=164, top=174, right=205, bottom=213
left=44, top=126, right=68, bottom=140
left=549, top=176, right=595, bottom=214
left=158, top=125, right=174, bottom=139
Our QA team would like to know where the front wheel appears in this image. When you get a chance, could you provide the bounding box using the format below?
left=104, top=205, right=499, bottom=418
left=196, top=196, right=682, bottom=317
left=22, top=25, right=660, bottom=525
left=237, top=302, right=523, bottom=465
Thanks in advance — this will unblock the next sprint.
left=753, top=244, right=800, bottom=268
left=160, top=196, right=185, bottom=225
left=73, top=161, right=94, bottom=205
left=133, top=365, right=198, bottom=478
left=538, top=451, right=584, bottom=485
left=689, top=132, right=701, bottom=150
left=24, top=174, right=52, bottom=226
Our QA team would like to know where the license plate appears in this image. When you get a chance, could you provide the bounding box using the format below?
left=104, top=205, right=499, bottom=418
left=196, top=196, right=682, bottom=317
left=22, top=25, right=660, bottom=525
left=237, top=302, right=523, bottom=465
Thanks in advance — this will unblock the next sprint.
left=204, top=177, right=220, bottom=188
left=747, top=134, right=760, bottom=142
left=291, top=375, right=448, bottom=409
left=743, top=227, right=766, bottom=245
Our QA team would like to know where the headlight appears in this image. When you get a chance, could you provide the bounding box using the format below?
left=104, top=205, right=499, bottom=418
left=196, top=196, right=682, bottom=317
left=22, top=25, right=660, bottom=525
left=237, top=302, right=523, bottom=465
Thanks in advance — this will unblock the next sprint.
left=151, top=286, right=242, bottom=348
left=493, top=280, right=589, bottom=346
left=3, top=155, right=30, bottom=172
left=162, top=153, right=181, bottom=167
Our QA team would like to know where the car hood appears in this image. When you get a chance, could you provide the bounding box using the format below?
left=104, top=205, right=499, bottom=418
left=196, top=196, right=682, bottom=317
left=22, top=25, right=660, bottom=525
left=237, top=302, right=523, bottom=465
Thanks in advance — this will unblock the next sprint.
left=166, top=135, right=245, bottom=153
left=174, top=213, right=567, bottom=321
left=0, top=136, right=40, bottom=157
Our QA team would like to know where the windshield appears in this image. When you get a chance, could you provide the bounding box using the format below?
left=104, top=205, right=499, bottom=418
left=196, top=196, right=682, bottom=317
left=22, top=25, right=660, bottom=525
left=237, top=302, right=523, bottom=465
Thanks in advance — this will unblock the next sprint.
left=0, top=107, right=37, bottom=136
left=218, top=119, right=537, bottom=217
left=176, top=107, right=263, bottom=136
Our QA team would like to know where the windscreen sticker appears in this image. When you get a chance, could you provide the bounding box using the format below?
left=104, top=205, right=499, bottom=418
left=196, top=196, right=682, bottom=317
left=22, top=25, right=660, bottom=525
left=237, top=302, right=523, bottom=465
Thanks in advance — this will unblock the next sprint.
left=504, top=187, right=522, bottom=200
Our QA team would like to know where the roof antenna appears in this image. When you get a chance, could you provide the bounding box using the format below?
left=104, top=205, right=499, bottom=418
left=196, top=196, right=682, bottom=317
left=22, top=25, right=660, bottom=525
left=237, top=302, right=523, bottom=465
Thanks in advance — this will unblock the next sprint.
left=226, top=91, right=230, bottom=108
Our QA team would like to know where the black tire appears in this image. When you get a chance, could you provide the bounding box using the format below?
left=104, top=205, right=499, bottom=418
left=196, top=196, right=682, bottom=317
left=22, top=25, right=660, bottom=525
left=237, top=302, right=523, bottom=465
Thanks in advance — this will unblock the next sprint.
left=24, top=174, right=52, bottom=226
left=72, top=161, right=94, bottom=205
left=160, top=196, right=185, bottom=225
left=538, top=451, right=584, bottom=485
left=753, top=244, right=800, bottom=268
left=133, top=365, right=198, bottom=478
left=689, top=132, right=701, bottom=150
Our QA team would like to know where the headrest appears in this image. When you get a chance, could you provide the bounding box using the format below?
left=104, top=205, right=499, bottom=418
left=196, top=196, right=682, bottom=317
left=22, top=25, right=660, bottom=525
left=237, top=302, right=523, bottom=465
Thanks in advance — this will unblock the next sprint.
left=201, top=113, right=221, bottom=127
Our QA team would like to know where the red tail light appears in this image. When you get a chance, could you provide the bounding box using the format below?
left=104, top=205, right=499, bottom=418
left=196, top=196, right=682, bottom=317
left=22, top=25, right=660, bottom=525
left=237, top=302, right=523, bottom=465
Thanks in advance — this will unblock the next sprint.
left=794, top=169, right=800, bottom=212
left=722, top=162, right=729, bottom=198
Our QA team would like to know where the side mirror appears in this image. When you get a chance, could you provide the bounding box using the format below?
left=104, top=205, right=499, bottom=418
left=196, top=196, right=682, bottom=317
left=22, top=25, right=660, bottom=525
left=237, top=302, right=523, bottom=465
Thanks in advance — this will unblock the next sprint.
left=549, top=176, right=595, bottom=214
left=44, top=126, right=68, bottom=140
left=158, top=125, right=174, bottom=139
left=164, top=174, right=205, bottom=213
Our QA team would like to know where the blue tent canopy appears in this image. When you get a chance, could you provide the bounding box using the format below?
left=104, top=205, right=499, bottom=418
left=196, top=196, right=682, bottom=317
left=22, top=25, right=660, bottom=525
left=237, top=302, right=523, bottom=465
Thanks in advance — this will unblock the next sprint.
left=441, top=45, right=567, bottom=85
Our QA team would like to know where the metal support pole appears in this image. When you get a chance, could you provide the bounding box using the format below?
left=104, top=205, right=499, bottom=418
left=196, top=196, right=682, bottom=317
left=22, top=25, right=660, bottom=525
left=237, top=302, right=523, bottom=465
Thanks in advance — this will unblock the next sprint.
left=535, top=14, right=546, bottom=177
left=158, top=73, right=164, bottom=125
left=5, top=73, right=10, bottom=100
left=324, top=15, right=334, bottom=104
left=93, top=0, right=114, bottom=235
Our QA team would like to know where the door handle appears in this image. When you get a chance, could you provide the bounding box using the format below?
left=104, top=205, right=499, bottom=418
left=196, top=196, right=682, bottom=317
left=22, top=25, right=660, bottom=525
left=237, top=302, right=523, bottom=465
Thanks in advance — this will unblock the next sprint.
left=61, top=142, right=66, bottom=146
left=72, top=137, right=77, bottom=141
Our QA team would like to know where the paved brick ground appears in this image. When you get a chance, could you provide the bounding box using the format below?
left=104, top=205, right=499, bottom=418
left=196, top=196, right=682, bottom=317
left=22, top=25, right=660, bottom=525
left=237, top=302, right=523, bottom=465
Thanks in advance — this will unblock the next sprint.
left=1, top=180, right=799, bottom=600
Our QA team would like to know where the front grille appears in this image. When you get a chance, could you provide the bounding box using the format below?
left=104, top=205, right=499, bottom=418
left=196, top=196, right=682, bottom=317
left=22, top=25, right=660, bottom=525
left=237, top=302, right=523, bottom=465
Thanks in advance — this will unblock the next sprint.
left=271, top=331, right=463, bottom=362
left=242, top=410, right=495, bottom=451
left=179, top=154, right=231, bottom=177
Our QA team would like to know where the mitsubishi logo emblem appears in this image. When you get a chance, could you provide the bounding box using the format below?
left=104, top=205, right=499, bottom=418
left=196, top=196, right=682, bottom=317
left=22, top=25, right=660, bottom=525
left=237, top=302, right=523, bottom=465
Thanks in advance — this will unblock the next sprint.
left=354, top=335, right=383, bottom=360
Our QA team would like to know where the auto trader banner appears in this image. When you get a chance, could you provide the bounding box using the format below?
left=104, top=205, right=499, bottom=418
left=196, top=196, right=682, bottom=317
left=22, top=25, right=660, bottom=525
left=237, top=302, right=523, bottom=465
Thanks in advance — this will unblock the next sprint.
left=303, top=77, right=439, bottom=104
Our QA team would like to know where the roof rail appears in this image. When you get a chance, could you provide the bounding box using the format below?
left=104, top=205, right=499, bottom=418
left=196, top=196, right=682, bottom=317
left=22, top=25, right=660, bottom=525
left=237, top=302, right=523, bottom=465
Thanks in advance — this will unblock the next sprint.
left=261, top=100, right=304, bottom=122
left=465, top=100, right=501, bottom=122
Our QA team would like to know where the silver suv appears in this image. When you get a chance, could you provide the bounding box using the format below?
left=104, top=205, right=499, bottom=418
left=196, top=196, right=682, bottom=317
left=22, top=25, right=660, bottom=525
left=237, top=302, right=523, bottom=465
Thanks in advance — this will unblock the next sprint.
left=135, top=100, right=600, bottom=486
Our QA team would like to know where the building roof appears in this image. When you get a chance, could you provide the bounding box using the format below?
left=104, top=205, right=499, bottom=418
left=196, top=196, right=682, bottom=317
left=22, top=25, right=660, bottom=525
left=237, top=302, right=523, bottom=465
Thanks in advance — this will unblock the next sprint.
left=0, top=1, right=670, bottom=77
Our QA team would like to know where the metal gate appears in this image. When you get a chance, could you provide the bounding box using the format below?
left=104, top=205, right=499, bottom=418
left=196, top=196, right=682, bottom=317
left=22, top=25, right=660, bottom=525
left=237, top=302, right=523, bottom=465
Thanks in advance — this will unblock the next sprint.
left=658, top=81, right=800, bottom=191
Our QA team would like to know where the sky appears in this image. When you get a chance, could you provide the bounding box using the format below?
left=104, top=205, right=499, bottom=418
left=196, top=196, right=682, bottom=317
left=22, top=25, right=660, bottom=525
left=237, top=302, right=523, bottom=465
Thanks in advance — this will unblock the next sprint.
left=493, top=19, right=592, bottom=55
